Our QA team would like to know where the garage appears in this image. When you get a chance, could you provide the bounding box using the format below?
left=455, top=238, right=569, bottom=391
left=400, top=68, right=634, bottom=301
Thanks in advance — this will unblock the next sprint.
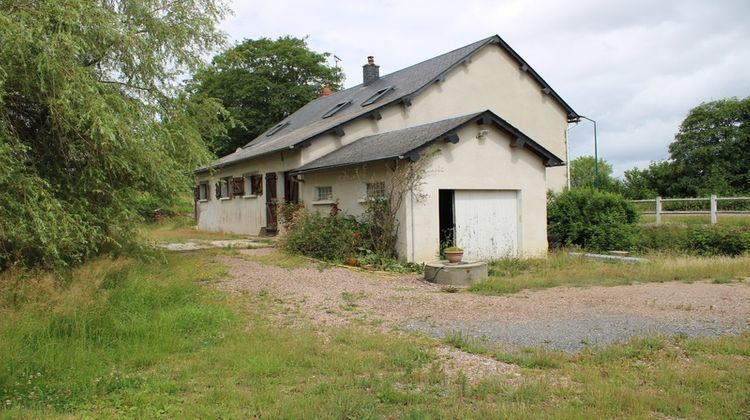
left=440, top=190, right=520, bottom=261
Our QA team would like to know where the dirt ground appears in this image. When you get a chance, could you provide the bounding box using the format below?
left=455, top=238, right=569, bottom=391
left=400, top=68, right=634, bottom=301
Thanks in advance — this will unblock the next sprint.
left=219, top=249, right=750, bottom=352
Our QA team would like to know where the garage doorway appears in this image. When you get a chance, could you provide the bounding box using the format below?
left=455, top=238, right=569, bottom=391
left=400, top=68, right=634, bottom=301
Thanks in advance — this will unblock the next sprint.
left=453, top=190, right=519, bottom=261
left=438, top=189, right=455, bottom=249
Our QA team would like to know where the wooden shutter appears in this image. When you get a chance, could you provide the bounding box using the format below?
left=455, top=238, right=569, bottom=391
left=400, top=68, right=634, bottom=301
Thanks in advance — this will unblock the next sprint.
left=232, top=177, right=244, bottom=196
left=193, top=185, right=200, bottom=200
left=215, top=182, right=221, bottom=199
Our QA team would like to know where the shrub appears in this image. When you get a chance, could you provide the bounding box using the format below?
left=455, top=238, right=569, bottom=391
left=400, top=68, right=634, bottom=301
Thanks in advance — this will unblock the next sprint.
left=279, top=208, right=363, bottom=262
left=638, top=225, right=689, bottom=251
left=548, top=188, right=639, bottom=252
left=685, top=225, right=750, bottom=256
left=638, top=224, right=750, bottom=256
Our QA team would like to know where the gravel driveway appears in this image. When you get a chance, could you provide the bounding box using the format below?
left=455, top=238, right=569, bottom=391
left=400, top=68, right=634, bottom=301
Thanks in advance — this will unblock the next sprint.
left=220, top=249, right=750, bottom=353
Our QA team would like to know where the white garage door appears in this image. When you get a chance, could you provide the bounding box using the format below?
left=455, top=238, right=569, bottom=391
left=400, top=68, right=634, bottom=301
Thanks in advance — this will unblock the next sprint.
left=454, top=190, right=519, bottom=261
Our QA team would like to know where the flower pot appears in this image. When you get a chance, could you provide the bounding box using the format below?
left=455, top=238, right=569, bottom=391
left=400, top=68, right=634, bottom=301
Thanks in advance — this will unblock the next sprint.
left=445, top=251, right=463, bottom=264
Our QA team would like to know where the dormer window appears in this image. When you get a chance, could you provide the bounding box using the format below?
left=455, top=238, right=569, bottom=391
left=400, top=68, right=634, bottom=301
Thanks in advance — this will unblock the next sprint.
left=266, top=121, right=289, bottom=136
left=322, top=101, right=351, bottom=119
left=361, top=86, right=393, bottom=106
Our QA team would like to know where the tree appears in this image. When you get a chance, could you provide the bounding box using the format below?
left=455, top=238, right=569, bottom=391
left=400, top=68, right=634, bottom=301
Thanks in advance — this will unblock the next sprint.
left=0, top=0, right=228, bottom=269
left=189, top=36, right=345, bottom=156
left=623, top=97, right=750, bottom=198
left=667, top=97, right=750, bottom=196
left=570, top=156, right=620, bottom=192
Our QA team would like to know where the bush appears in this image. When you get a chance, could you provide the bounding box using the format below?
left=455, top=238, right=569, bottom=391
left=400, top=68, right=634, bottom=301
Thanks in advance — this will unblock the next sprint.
left=686, top=225, right=750, bottom=256
left=548, top=188, right=639, bottom=252
left=638, top=225, right=689, bottom=251
left=279, top=208, right=363, bottom=262
left=638, top=224, right=750, bottom=256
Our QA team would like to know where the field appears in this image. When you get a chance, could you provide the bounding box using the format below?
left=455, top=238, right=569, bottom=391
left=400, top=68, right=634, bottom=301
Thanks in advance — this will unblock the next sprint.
left=1, top=227, right=749, bottom=417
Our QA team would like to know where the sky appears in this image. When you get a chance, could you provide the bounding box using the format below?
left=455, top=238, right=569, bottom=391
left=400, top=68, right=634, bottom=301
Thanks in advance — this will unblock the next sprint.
left=219, top=0, right=750, bottom=177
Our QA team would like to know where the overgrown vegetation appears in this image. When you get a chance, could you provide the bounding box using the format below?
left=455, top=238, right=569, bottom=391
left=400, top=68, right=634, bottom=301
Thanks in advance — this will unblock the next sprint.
left=548, top=188, right=640, bottom=251
left=640, top=224, right=750, bottom=256
left=278, top=206, right=421, bottom=273
left=279, top=159, right=429, bottom=273
left=0, top=0, right=228, bottom=270
left=2, top=250, right=748, bottom=418
left=470, top=252, right=750, bottom=295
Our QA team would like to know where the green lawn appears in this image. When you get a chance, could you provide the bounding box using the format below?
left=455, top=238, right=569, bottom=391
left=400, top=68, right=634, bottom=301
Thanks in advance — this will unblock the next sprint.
left=1, top=248, right=749, bottom=417
left=470, top=252, right=750, bottom=295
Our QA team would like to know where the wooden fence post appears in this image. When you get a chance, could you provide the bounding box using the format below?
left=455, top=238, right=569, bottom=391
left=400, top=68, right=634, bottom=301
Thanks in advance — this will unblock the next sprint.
left=710, top=195, right=717, bottom=224
left=655, top=196, right=662, bottom=225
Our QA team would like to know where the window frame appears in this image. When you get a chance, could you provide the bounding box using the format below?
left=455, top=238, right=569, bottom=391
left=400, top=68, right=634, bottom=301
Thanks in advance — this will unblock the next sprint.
left=321, top=101, right=352, bottom=119
left=314, top=185, right=334, bottom=203
left=361, top=86, right=393, bottom=106
left=243, top=173, right=263, bottom=198
left=219, top=176, right=232, bottom=200
left=198, top=181, right=209, bottom=202
left=365, top=182, right=386, bottom=200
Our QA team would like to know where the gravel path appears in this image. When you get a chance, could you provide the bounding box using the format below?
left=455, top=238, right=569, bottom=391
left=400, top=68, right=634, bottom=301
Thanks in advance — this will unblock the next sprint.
left=220, top=249, right=750, bottom=353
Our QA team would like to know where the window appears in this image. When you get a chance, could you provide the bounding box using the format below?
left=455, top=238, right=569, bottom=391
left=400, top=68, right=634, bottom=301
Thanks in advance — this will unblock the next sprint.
left=197, top=182, right=209, bottom=201
left=266, top=121, right=289, bottom=136
left=218, top=177, right=231, bottom=199
left=321, top=101, right=351, bottom=118
left=361, top=86, right=393, bottom=106
left=244, top=173, right=263, bottom=197
left=316, top=186, right=333, bottom=201
left=366, top=182, right=385, bottom=199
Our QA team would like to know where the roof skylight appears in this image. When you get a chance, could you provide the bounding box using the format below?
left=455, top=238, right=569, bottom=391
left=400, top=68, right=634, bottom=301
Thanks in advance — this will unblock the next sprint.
left=266, top=121, right=290, bottom=136
left=361, top=86, right=394, bottom=106
left=322, top=101, right=352, bottom=119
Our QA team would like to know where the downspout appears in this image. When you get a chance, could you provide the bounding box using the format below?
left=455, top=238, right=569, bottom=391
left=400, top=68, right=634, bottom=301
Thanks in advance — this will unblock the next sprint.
left=565, top=127, right=571, bottom=190
left=410, top=188, right=415, bottom=262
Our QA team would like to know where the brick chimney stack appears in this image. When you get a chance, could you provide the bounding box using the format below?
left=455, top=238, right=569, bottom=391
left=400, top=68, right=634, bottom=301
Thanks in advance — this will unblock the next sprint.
left=320, top=83, right=332, bottom=96
left=363, top=56, right=379, bottom=86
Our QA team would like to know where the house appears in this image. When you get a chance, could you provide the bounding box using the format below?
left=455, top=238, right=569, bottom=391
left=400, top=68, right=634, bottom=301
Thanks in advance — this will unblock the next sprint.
left=194, top=34, right=579, bottom=262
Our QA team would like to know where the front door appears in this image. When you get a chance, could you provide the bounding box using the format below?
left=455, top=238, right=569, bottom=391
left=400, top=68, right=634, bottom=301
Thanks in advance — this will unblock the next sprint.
left=265, top=172, right=277, bottom=231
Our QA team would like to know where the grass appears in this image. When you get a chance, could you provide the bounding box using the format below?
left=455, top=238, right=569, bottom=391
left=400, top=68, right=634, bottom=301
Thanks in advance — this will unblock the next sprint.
left=1, top=245, right=748, bottom=417
left=442, top=330, right=750, bottom=418
left=139, top=214, right=249, bottom=243
left=470, top=252, right=750, bottom=295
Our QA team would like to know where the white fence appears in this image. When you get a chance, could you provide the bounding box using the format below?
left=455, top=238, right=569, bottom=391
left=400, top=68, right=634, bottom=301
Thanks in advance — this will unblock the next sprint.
left=631, top=195, right=750, bottom=225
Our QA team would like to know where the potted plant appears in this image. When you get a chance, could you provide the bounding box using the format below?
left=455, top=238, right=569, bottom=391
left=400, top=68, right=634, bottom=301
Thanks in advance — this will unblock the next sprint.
left=444, top=246, right=464, bottom=263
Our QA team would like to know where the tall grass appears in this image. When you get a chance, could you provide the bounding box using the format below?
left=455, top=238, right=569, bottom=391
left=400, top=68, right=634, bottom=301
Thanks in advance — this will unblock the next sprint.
left=0, top=254, right=234, bottom=411
left=470, top=252, right=750, bottom=295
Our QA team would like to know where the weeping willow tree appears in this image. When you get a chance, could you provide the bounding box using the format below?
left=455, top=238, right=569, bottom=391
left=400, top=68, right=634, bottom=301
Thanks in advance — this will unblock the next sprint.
left=0, top=0, right=229, bottom=269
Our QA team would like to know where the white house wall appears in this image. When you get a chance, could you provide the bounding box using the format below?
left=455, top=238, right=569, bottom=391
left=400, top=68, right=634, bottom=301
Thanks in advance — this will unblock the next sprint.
left=298, top=122, right=547, bottom=263
left=407, top=122, right=548, bottom=262
left=194, top=150, right=301, bottom=235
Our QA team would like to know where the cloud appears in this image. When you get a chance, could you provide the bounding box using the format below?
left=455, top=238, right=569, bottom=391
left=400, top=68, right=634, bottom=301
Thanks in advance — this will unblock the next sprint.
left=220, top=0, right=750, bottom=177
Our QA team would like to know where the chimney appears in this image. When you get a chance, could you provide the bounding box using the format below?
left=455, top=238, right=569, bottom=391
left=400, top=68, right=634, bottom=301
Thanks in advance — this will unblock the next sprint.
left=363, top=56, right=379, bottom=86
left=320, top=83, right=332, bottom=97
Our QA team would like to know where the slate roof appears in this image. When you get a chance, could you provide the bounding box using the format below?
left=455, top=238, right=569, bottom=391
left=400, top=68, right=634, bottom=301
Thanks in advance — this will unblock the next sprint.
left=293, top=110, right=564, bottom=174
left=196, top=35, right=578, bottom=174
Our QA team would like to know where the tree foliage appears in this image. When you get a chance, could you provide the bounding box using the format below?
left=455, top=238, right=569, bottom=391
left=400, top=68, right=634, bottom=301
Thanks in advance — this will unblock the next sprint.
left=570, top=156, right=620, bottom=192
left=189, top=36, right=344, bottom=156
left=622, top=97, right=750, bottom=198
left=0, top=0, right=228, bottom=269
